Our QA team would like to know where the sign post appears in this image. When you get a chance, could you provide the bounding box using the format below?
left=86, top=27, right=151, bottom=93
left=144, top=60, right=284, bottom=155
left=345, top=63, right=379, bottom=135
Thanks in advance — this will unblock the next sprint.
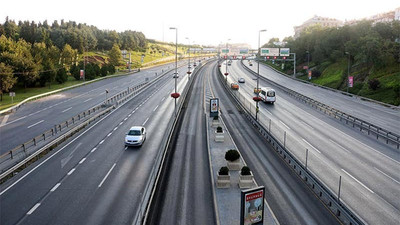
left=348, top=76, right=354, bottom=88
left=9, top=92, right=15, bottom=104
left=241, top=186, right=265, bottom=225
left=210, top=98, right=219, bottom=117
left=308, top=70, right=312, bottom=80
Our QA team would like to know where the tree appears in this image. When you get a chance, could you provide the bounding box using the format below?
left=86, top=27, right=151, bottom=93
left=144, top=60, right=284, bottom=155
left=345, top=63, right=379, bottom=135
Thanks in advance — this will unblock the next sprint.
left=85, top=63, right=95, bottom=80
left=100, top=65, right=108, bottom=76
left=61, top=44, right=76, bottom=66
left=0, top=62, right=16, bottom=101
left=108, top=43, right=122, bottom=66
left=55, top=67, right=68, bottom=84
left=70, top=64, right=81, bottom=80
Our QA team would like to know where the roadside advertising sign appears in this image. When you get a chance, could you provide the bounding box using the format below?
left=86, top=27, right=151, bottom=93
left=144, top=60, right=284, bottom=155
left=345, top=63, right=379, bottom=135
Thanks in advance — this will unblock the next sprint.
left=308, top=70, right=312, bottom=80
left=221, top=49, right=229, bottom=54
left=348, top=76, right=354, bottom=87
left=241, top=186, right=265, bottom=225
left=260, top=48, right=279, bottom=56
left=9, top=92, right=15, bottom=97
left=303, top=66, right=309, bottom=70
left=80, top=70, right=84, bottom=79
left=279, top=48, right=290, bottom=56
left=240, top=49, right=249, bottom=54
left=210, top=98, right=219, bottom=117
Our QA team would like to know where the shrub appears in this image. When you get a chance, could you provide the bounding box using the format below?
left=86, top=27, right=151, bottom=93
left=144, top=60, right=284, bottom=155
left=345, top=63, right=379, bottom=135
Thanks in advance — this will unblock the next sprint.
left=225, top=149, right=240, bottom=161
left=56, top=67, right=68, bottom=84
left=216, top=126, right=223, bottom=133
left=241, top=166, right=251, bottom=175
left=219, top=166, right=229, bottom=175
left=100, top=66, right=108, bottom=77
left=368, top=78, right=380, bottom=90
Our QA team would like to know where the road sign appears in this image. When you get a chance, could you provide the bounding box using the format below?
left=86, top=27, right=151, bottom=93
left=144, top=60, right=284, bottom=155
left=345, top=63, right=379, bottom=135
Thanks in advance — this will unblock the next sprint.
left=221, top=49, right=229, bottom=54
left=260, top=48, right=279, bottom=56
left=240, top=49, right=249, bottom=54
left=308, top=70, right=312, bottom=80
left=348, top=76, right=354, bottom=87
left=241, top=186, right=265, bottom=225
left=80, top=70, right=84, bottom=79
left=279, top=48, right=290, bottom=56
left=210, top=98, right=219, bottom=117
left=9, top=92, right=15, bottom=97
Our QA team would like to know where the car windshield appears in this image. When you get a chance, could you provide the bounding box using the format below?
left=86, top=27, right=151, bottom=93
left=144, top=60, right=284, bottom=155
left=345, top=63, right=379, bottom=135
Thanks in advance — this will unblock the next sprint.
left=128, top=130, right=141, bottom=136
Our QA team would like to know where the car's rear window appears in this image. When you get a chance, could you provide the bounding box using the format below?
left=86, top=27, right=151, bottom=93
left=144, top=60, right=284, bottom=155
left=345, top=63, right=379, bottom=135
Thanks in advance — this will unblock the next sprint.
left=128, top=130, right=141, bottom=135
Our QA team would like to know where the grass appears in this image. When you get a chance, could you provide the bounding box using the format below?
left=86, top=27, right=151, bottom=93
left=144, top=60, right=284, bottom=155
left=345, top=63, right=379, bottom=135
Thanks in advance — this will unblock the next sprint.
left=312, top=60, right=345, bottom=89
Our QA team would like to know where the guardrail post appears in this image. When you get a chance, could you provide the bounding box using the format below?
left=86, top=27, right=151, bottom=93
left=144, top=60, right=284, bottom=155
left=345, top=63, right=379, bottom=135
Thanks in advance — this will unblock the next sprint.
left=10, top=150, right=13, bottom=159
left=34, top=138, right=37, bottom=146
left=284, top=131, right=286, bottom=148
left=368, top=125, right=370, bottom=135
left=72, top=117, right=75, bottom=124
left=66, top=121, right=69, bottom=128
left=269, top=119, right=271, bottom=133
left=386, top=133, right=389, bottom=144
left=43, top=133, right=46, bottom=141
left=83, top=112, right=86, bottom=117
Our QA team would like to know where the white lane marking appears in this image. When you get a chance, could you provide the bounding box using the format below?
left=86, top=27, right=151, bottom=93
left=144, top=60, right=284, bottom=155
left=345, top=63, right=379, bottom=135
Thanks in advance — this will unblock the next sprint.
left=79, top=158, right=86, bottom=164
left=264, top=109, right=272, bottom=115
left=67, top=168, right=76, bottom=176
left=62, top=107, right=72, bottom=113
left=98, top=163, right=116, bottom=188
left=83, top=98, right=93, bottom=103
left=50, top=183, right=61, bottom=192
left=374, top=167, right=400, bottom=185
left=27, top=203, right=41, bottom=215
left=1, top=115, right=9, bottom=126
left=113, top=127, right=118, bottom=131
left=153, top=105, right=159, bottom=111
left=301, top=121, right=314, bottom=130
left=124, top=118, right=128, bottom=121
left=27, top=120, right=44, bottom=129
left=0, top=115, right=27, bottom=127
left=119, top=122, right=123, bottom=126
left=107, top=132, right=112, bottom=137
left=143, top=118, right=149, bottom=126
left=279, top=120, right=291, bottom=130
left=124, top=146, right=128, bottom=150
left=99, top=140, right=104, bottom=145
left=341, top=169, right=374, bottom=193
left=329, top=139, right=350, bottom=153
left=91, top=147, right=97, bottom=153
left=161, top=97, right=166, bottom=102
left=302, top=139, right=321, bottom=154
left=128, top=113, right=132, bottom=117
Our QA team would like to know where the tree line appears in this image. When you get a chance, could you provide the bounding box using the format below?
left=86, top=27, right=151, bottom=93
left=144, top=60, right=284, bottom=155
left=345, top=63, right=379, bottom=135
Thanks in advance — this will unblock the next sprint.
left=0, top=17, right=146, bottom=100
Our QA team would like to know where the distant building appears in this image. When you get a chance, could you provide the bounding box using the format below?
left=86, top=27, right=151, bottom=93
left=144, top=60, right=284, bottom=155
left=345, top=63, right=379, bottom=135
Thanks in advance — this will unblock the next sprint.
left=345, top=7, right=399, bottom=26
left=294, top=15, right=343, bottom=38
left=395, top=7, right=400, bottom=21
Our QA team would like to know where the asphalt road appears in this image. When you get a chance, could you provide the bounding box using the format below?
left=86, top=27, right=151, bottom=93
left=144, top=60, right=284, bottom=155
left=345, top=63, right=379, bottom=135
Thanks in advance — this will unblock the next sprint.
left=149, top=61, right=216, bottom=225
left=212, top=61, right=339, bottom=225
left=222, top=60, right=400, bottom=225
left=0, top=63, right=192, bottom=225
left=0, top=61, right=187, bottom=154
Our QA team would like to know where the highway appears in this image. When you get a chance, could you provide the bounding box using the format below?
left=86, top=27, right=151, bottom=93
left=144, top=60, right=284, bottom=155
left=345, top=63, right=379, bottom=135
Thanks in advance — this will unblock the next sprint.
left=0, top=63, right=191, bottom=225
left=146, top=61, right=216, bottom=225
left=0, top=61, right=186, bottom=154
left=222, top=60, right=400, bottom=225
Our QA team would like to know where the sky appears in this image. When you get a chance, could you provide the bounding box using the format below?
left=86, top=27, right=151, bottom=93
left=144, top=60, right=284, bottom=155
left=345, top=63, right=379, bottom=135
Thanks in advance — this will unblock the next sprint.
left=1, top=0, right=399, bottom=48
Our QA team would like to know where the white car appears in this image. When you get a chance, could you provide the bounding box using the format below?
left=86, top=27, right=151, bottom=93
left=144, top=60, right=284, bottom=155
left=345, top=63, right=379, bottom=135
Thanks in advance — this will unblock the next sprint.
left=125, top=126, right=146, bottom=147
left=238, top=78, right=245, bottom=83
left=173, top=72, right=179, bottom=78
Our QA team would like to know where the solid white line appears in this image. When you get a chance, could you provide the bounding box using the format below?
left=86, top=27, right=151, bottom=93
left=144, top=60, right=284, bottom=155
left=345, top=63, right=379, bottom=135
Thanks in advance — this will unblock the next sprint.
left=1, top=115, right=9, bottom=126
left=27, top=203, right=41, bottom=215
left=279, top=120, right=291, bottom=130
left=302, top=139, right=321, bottom=154
left=62, top=107, right=72, bottom=113
left=153, top=105, right=159, bottom=111
left=79, top=158, right=86, bottom=164
left=91, top=147, right=97, bottom=153
left=27, top=120, right=44, bottom=129
left=329, top=139, right=350, bottom=153
left=98, top=163, right=116, bottom=188
left=107, top=133, right=112, bottom=137
left=83, top=98, right=93, bottom=103
left=99, top=140, right=104, bottom=145
left=374, top=167, right=400, bottom=185
left=0, top=115, right=27, bottom=127
left=342, top=169, right=374, bottom=193
left=50, top=183, right=61, bottom=192
left=143, top=118, right=149, bottom=126
left=67, top=168, right=76, bottom=176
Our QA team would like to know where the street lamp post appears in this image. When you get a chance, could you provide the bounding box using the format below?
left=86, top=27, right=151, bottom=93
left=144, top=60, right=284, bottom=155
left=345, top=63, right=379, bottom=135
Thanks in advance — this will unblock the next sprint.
left=345, top=52, right=351, bottom=93
left=256, top=29, right=266, bottom=121
left=170, top=27, right=179, bottom=117
left=186, top=37, right=191, bottom=81
left=225, top=39, right=231, bottom=82
left=306, top=50, right=310, bottom=69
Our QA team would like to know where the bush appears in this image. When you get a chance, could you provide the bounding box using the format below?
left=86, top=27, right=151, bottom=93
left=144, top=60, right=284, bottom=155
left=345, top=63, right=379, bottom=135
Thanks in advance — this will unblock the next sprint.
left=216, top=126, right=223, bottom=133
left=368, top=78, right=380, bottom=90
left=70, top=64, right=81, bottom=80
left=56, top=67, right=68, bottom=84
left=225, top=149, right=240, bottom=162
left=219, top=166, right=229, bottom=175
left=100, top=66, right=108, bottom=77
left=241, top=166, right=251, bottom=175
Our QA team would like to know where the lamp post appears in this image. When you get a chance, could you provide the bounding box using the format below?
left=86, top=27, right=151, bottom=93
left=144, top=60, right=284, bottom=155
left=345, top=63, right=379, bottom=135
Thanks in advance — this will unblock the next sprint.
left=224, top=39, right=231, bottom=82
left=170, top=27, right=179, bottom=117
left=186, top=37, right=191, bottom=81
left=256, top=29, right=266, bottom=121
left=345, top=52, right=351, bottom=93
left=306, top=50, right=310, bottom=69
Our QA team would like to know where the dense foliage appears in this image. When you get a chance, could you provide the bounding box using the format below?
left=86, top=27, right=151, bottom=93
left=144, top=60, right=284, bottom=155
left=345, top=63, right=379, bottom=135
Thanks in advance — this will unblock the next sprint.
left=0, top=17, right=147, bottom=100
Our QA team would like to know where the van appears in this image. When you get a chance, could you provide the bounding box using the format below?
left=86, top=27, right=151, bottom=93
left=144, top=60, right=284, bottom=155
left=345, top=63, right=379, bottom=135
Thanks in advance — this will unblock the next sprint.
left=259, top=87, right=276, bottom=104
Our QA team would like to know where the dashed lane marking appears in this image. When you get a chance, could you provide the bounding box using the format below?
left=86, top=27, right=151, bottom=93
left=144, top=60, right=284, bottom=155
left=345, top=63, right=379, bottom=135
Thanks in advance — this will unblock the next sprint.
left=27, top=120, right=44, bottom=129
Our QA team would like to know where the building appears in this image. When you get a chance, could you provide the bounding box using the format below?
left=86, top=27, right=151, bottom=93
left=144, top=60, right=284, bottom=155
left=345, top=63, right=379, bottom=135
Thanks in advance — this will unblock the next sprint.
left=345, top=7, right=400, bottom=26
left=395, top=7, right=400, bottom=21
left=294, top=15, right=343, bottom=38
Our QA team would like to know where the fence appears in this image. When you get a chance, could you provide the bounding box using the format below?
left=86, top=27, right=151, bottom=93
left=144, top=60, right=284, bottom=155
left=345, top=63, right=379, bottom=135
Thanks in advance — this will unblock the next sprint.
left=241, top=60, right=400, bottom=149
left=217, top=64, right=365, bottom=225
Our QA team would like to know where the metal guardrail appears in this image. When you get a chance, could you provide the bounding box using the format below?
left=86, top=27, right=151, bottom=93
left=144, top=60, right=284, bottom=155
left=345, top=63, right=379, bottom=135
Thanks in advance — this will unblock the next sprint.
left=135, top=60, right=210, bottom=225
left=241, top=60, right=400, bottom=149
left=0, top=81, right=149, bottom=176
left=217, top=63, right=365, bottom=225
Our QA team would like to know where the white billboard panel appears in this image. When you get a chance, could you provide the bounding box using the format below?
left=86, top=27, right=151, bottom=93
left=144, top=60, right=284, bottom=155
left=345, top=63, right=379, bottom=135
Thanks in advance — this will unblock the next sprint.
left=260, top=48, right=279, bottom=56
left=280, top=48, right=290, bottom=56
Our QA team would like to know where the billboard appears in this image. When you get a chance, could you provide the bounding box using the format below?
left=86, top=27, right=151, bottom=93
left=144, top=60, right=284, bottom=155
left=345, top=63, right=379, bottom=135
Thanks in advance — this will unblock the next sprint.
left=348, top=76, right=353, bottom=87
left=221, top=49, right=229, bottom=54
left=210, top=98, right=219, bottom=117
left=279, top=48, right=290, bottom=56
left=241, top=186, right=265, bottom=225
left=260, top=48, right=279, bottom=56
left=240, top=49, right=249, bottom=54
